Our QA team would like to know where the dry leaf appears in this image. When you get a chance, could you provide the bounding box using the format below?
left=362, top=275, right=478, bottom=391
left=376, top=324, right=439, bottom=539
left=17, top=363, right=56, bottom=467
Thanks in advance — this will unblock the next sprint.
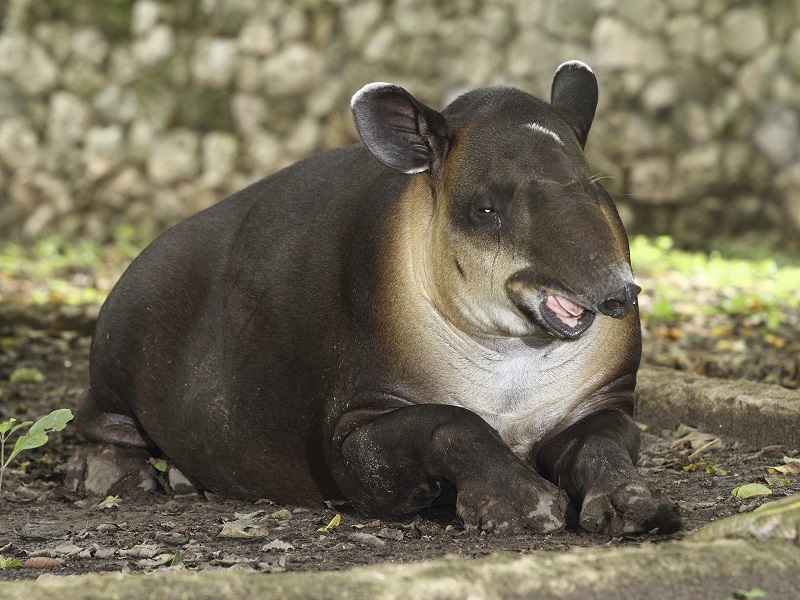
left=317, top=513, right=341, bottom=532
left=23, top=557, right=62, bottom=569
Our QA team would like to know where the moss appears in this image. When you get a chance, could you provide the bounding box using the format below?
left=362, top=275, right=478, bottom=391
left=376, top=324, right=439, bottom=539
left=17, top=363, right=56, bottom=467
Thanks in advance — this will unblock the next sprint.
left=27, top=0, right=132, bottom=40
left=133, top=72, right=178, bottom=130
left=177, top=87, right=234, bottom=132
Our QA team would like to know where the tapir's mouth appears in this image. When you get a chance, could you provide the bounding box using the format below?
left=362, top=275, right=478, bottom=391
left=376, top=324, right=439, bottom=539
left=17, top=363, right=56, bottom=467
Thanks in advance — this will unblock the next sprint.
left=538, top=293, right=595, bottom=339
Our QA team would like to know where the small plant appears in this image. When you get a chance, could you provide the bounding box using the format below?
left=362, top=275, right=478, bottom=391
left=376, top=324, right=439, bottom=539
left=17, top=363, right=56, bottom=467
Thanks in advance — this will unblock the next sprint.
left=0, top=555, right=23, bottom=569
left=9, top=367, right=45, bottom=383
left=0, top=409, right=74, bottom=497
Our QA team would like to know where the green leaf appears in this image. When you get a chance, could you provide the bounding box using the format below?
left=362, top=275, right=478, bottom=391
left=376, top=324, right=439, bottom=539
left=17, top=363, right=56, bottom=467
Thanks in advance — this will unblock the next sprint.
left=0, top=555, right=23, bottom=569
left=169, top=552, right=183, bottom=567
left=26, top=408, right=73, bottom=438
left=149, top=458, right=169, bottom=472
left=731, top=483, right=772, bottom=499
left=725, top=589, right=766, bottom=600
left=7, top=420, right=34, bottom=437
left=9, top=368, right=44, bottom=383
left=4, top=409, right=73, bottom=466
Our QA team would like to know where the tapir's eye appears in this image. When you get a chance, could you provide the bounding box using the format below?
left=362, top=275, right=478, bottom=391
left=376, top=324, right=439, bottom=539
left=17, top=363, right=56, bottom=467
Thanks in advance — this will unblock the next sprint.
left=470, top=194, right=503, bottom=228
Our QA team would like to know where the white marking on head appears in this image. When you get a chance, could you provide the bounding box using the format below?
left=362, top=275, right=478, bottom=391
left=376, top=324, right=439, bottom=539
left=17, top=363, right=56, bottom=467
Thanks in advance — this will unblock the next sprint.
left=525, top=122, right=564, bottom=146
left=556, top=60, right=593, bottom=75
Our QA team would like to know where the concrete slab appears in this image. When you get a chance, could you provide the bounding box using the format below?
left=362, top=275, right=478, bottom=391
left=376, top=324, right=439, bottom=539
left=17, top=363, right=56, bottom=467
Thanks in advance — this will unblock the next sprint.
left=635, top=366, right=800, bottom=448
left=1, top=538, right=799, bottom=600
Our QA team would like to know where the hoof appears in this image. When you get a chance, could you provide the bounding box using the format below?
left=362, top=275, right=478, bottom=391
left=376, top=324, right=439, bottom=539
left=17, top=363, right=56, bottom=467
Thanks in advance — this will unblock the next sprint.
left=65, top=443, right=158, bottom=497
left=580, top=483, right=683, bottom=536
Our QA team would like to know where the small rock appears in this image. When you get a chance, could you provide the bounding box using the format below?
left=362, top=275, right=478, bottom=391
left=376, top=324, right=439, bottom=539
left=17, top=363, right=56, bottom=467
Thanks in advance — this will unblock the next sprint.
left=168, top=466, right=199, bottom=495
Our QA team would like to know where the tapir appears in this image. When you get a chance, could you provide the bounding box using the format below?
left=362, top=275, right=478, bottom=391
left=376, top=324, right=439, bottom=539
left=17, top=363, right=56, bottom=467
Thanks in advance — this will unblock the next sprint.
left=70, top=61, right=681, bottom=535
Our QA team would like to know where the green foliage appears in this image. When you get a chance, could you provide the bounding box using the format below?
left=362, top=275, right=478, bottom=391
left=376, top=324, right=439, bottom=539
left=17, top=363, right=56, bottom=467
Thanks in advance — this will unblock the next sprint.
left=9, top=367, right=45, bottom=383
left=631, top=235, right=800, bottom=331
left=0, top=555, right=22, bottom=569
left=0, top=227, right=145, bottom=307
left=731, top=483, right=772, bottom=499
left=723, top=589, right=766, bottom=600
left=0, top=409, right=74, bottom=497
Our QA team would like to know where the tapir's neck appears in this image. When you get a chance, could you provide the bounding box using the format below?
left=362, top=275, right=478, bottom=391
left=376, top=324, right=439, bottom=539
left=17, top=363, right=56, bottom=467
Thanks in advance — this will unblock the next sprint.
left=376, top=179, right=640, bottom=458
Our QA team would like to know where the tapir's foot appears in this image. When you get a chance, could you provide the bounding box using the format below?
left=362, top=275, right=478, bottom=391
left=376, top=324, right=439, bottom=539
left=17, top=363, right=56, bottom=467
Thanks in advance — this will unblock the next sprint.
left=456, top=469, right=569, bottom=535
left=65, top=443, right=158, bottom=498
left=579, top=481, right=682, bottom=536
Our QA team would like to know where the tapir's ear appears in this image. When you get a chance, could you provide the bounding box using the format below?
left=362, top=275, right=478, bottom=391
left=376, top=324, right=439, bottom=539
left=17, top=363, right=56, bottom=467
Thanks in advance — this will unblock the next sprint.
left=550, top=61, right=598, bottom=149
left=351, top=83, right=450, bottom=174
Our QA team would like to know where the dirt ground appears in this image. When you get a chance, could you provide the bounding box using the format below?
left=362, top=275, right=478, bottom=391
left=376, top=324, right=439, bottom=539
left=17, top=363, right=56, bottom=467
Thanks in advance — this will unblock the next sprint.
left=0, top=301, right=799, bottom=580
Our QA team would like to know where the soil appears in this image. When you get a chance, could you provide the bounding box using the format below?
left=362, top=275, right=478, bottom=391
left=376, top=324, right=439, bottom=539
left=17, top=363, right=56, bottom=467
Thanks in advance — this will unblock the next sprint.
left=0, top=295, right=799, bottom=581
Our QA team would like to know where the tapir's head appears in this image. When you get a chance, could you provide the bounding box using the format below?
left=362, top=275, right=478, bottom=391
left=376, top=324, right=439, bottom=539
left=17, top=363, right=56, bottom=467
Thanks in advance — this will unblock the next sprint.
left=351, top=61, right=639, bottom=341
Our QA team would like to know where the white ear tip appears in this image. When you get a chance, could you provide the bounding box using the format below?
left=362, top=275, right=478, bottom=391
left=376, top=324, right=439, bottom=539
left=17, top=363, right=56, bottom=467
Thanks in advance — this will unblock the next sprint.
left=350, top=82, right=395, bottom=109
left=556, top=60, right=593, bottom=75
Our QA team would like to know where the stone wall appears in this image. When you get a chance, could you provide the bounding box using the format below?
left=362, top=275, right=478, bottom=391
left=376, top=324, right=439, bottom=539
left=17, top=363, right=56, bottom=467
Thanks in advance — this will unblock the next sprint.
left=1, top=0, right=799, bottom=249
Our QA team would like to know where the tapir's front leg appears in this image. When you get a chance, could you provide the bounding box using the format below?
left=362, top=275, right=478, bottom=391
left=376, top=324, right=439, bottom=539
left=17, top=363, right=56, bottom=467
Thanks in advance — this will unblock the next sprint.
left=332, top=404, right=568, bottom=533
left=537, top=410, right=682, bottom=535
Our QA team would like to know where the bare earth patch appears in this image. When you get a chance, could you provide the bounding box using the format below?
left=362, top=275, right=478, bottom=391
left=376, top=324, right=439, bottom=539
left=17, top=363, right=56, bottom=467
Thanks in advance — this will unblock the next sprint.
left=0, top=260, right=799, bottom=582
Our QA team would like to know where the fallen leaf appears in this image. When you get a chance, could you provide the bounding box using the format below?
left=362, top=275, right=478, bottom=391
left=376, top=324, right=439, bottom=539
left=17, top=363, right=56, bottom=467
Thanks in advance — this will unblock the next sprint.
left=95, top=495, right=121, bottom=509
left=0, top=555, right=23, bottom=569
left=317, top=513, right=341, bottom=533
left=764, top=475, right=791, bottom=487
left=148, top=458, right=168, bottom=472
left=709, top=326, right=733, bottom=338
left=93, top=545, right=117, bottom=559
left=348, top=532, right=385, bottom=548
left=377, top=528, right=404, bottom=541
left=261, top=539, right=294, bottom=552
left=52, top=543, right=83, bottom=557
left=135, top=553, right=175, bottom=569
left=673, top=430, right=721, bottom=453
left=23, top=557, right=62, bottom=569
left=767, top=457, right=800, bottom=474
left=731, top=483, right=772, bottom=499
left=9, top=367, right=44, bottom=383
left=763, top=333, right=786, bottom=349
left=258, top=555, right=286, bottom=573
left=217, top=512, right=273, bottom=538
left=119, top=544, right=161, bottom=559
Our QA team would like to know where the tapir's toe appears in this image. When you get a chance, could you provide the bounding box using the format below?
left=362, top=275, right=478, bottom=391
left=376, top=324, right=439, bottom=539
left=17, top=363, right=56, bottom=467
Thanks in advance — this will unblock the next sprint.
left=580, top=482, right=682, bottom=536
left=65, top=443, right=158, bottom=498
left=457, top=472, right=568, bottom=535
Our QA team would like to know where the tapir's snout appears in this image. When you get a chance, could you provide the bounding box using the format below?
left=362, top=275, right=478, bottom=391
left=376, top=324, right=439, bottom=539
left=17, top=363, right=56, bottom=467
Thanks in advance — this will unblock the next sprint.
left=507, top=276, right=640, bottom=341
left=596, top=283, right=641, bottom=320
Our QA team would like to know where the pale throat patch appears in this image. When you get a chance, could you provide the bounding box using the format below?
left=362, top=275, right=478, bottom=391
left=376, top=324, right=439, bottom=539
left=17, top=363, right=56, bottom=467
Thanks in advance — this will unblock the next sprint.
left=525, top=122, right=564, bottom=146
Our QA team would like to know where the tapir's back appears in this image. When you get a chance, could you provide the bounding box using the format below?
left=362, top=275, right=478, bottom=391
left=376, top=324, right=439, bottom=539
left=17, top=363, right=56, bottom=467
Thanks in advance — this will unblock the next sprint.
left=86, top=144, right=397, bottom=501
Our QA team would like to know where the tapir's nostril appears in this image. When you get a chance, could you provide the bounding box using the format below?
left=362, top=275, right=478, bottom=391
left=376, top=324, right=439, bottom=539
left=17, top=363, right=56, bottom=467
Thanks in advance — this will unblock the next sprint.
left=597, top=283, right=641, bottom=319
